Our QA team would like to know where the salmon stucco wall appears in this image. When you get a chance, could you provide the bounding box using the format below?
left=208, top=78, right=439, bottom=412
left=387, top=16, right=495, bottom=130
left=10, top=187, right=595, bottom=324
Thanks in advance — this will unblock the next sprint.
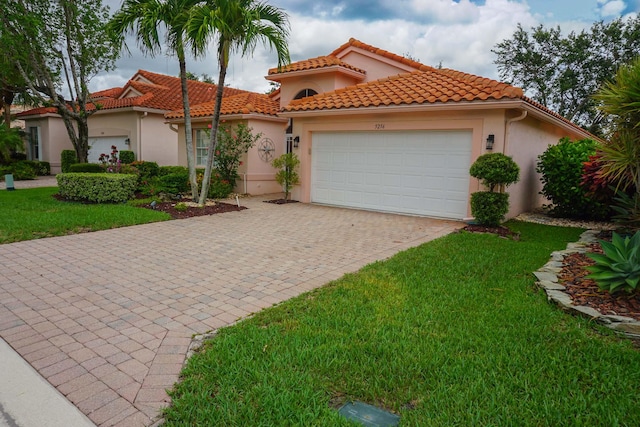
left=504, top=112, right=583, bottom=218
left=176, top=116, right=287, bottom=196
left=287, top=108, right=503, bottom=218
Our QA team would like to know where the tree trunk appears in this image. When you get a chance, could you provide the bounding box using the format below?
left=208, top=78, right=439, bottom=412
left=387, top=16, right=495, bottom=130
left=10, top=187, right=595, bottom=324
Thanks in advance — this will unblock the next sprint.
left=197, top=56, right=228, bottom=206
left=178, top=55, right=198, bottom=202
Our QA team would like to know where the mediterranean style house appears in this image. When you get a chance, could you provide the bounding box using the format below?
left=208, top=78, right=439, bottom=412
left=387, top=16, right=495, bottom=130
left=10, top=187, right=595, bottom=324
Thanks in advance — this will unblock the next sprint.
left=20, top=39, right=594, bottom=220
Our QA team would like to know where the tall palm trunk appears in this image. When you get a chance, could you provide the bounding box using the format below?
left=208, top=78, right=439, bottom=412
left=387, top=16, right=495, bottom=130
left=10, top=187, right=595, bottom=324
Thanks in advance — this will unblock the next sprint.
left=177, top=52, right=198, bottom=202
left=198, top=49, right=228, bottom=205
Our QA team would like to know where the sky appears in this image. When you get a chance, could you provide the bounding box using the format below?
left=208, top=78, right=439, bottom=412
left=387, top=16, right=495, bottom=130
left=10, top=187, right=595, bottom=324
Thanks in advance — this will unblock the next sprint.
left=95, top=0, right=640, bottom=94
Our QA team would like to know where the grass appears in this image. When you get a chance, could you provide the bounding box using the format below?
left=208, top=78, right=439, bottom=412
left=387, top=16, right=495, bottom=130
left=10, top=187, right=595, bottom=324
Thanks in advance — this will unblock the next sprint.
left=164, top=222, right=640, bottom=426
left=0, top=187, right=170, bottom=243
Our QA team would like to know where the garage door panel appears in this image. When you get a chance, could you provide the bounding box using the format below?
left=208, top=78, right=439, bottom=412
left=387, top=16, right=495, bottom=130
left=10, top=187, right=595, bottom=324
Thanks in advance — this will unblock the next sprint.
left=311, top=131, right=472, bottom=219
left=88, top=136, right=128, bottom=164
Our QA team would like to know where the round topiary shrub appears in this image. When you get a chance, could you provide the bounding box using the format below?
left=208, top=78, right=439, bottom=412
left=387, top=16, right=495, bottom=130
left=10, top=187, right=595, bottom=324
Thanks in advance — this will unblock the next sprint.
left=470, top=153, right=520, bottom=191
left=469, top=153, right=520, bottom=226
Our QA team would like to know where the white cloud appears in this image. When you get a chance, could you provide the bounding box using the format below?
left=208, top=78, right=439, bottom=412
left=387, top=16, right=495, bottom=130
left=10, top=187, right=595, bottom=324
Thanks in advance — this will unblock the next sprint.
left=599, top=0, right=627, bottom=16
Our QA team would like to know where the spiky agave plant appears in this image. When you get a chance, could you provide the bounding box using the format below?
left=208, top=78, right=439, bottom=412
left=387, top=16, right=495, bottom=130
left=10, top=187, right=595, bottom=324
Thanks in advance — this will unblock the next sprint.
left=586, top=231, right=640, bottom=293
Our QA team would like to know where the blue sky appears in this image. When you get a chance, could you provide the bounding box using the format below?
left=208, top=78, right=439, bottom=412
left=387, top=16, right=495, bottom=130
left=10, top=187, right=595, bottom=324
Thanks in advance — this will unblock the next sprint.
left=97, top=0, right=639, bottom=94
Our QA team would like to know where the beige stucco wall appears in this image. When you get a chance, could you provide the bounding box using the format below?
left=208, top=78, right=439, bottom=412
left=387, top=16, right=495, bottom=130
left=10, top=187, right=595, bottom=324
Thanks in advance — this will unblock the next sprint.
left=23, top=116, right=73, bottom=174
left=277, top=73, right=360, bottom=109
left=175, top=116, right=288, bottom=195
left=338, top=50, right=414, bottom=82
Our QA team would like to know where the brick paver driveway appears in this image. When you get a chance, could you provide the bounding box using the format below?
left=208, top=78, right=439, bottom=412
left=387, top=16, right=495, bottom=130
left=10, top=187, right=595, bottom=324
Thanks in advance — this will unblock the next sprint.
left=0, top=196, right=460, bottom=426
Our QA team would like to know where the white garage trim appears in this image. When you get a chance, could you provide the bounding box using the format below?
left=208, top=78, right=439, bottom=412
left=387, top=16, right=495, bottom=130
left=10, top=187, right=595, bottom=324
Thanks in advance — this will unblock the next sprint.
left=88, top=136, right=129, bottom=163
left=310, top=130, right=472, bottom=219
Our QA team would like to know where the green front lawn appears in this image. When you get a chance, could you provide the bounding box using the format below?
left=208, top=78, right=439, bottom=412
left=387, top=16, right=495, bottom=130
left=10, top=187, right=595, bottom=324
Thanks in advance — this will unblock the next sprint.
left=0, top=187, right=169, bottom=244
left=164, top=222, right=640, bottom=426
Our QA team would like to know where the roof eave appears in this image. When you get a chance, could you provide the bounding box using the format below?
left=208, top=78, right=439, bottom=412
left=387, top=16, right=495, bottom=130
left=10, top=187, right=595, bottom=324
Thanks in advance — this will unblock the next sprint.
left=165, top=113, right=288, bottom=124
left=265, top=65, right=365, bottom=83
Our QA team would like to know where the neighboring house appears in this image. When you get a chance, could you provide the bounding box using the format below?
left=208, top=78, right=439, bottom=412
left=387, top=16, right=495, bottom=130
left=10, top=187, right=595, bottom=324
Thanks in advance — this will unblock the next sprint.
left=17, top=70, right=246, bottom=173
left=261, top=38, right=593, bottom=220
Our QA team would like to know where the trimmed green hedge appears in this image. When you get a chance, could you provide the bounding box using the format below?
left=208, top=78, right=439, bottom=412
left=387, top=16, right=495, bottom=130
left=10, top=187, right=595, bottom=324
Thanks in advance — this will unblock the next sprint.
left=119, top=150, right=135, bottom=164
left=69, top=163, right=103, bottom=173
left=56, top=173, right=137, bottom=203
left=61, top=150, right=78, bottom=173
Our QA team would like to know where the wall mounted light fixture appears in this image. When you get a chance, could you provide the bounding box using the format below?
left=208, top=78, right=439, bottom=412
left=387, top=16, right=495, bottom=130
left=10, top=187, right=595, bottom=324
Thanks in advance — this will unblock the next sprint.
left=293, top=136, right=300, bottom=148
left=486, top=134, right=494, bottom=151
left=125, top=137, right=131, bottom=145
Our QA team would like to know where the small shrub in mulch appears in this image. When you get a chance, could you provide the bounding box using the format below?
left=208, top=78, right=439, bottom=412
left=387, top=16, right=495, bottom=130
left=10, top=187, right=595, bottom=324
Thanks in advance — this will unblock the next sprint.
left=461, top=224, right=520, bottom=240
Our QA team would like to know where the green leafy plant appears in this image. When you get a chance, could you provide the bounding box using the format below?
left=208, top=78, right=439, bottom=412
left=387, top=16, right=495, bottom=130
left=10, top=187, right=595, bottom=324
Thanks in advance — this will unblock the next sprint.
left=536, top=137, right=606, bottom=218
left=56, top=173, right=137, bottom=203
left=61, top=150, right=78, bottom=173
left=215, top=123, right=260, bottom=184
left=469, top=153, right=519, bottom=226
left=159, top=171, right=190, bottom=195
left=119, top=150, right=135, bottom=164
left=587, top=231, right=640, bottom=293
left=0, top=124, right=24, bottom=164
left=69, top=163, right=103, bottom=173
left=272, top=152, right=300, bottom=201
left=174, top=202, right=188, bottom=212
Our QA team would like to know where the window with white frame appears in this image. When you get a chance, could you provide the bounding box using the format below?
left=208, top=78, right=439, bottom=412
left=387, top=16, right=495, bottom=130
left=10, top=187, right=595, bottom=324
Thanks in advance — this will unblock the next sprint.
left=195, top=129, right=209, bottom=166
left=28, top=127, right=40, bottom=161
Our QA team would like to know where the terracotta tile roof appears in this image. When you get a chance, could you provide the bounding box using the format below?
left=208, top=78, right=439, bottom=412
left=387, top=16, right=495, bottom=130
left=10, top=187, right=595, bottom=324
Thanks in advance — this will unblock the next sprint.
left=16, top=106, right=58, bottom=117
left=165, top=92, right=280, bottom=119
left=330, top=38, right=430, bottom=72
left=18, top=70, right=248, bottom=117
left=283, top=68, right=523, bottom=112
left=268, top=55, right=366, bottom=76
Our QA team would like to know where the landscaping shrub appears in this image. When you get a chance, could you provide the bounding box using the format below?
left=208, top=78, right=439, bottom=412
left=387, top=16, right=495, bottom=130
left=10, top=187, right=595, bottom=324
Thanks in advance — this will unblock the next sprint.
left=536, top=137, right=607, bottom=219
left=272, top=153, right=300, bottom=200
left=131, top=161, right=159, bottom=179
left=469, top=153, right=520, bottom=226
left=119, top=150, right=135, bottom=164
left=158, top=165, right=188, bottom=176
left=19, top=160, right=50, bottom=176
left=207, top=173, right=234, bottom=199
left=158, top=171, right=190, bottom=194
left=61, top=150, right=78, bottom=173
left=10, top=152, right=27, bottom=161
left=56, top=173, right=137, bottom=203
left=69, top=163, right=103, bottom=173
left=215, top=123, right=260, bottom=183
left=470, top=192, right=509, bottom=227
left=9, top=161, right=37, bottom=180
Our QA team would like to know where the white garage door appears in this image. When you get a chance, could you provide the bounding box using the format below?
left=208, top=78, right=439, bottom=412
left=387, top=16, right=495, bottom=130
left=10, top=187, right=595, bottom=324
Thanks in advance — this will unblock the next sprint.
left=88, top=136, right=128, bottom=163
left=311, top=131, right=472, bottom=219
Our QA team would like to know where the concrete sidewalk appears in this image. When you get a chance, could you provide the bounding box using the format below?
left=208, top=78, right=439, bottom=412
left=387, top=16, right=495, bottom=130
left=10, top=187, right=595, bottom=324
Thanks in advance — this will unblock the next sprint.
left=0, top=338, right=95, bottom=427
left=1, top=187, right=460, bottom=425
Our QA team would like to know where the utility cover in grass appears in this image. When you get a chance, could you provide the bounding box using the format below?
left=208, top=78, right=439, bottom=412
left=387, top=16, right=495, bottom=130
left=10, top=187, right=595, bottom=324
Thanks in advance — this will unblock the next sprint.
left=338, top=401, right=400, bottom=426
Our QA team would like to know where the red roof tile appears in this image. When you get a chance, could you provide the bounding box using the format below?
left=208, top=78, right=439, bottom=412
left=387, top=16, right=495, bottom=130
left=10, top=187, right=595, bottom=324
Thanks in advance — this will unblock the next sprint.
left=283, top=69, right=523, bottom=112
left=165, top=92, right=280, bottom=119
left=268, top=55, right=365, bottom=76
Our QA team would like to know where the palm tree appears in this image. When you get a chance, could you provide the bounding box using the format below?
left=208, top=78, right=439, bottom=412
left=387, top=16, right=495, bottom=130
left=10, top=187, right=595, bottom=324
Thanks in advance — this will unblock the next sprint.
left=187, top=0, right=290, bottom=205
left=109, top=0, right=202, bottom=201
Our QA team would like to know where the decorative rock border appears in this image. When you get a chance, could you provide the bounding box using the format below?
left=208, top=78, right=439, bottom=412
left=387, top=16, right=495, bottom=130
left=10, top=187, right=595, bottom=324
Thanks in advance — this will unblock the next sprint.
left=534, top=230, right=640, bottom=339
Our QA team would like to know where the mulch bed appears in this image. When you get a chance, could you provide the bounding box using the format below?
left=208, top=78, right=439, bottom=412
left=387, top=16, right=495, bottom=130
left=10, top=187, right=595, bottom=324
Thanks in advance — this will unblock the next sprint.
left=462, top=224, right=520, bottom=240
left=144, top=201, right=246, bottom=219
left=558, top=244, right=640, bottom=322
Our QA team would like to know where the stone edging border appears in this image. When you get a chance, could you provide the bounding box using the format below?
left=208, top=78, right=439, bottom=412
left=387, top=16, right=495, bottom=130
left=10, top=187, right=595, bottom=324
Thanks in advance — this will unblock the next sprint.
left=534, top=230, right=640, bottom=338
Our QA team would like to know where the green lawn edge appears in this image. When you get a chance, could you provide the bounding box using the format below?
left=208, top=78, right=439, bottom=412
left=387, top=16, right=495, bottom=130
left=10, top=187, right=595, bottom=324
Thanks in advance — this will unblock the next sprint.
left=163, top=222, right=640, bottom=426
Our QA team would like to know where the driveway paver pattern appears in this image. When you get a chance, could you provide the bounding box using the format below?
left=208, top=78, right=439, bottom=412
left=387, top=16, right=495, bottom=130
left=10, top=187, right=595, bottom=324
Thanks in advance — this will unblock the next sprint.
left=0, top=196, right=460, bottom=426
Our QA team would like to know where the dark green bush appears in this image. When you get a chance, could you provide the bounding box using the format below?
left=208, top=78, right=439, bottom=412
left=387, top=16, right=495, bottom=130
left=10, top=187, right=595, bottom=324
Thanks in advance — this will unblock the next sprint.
left=158, top=171, right=190, bottom=194
left=159, top=165, right=188, bottom=176
left=69, top=163, right=103, bottom=173
left=119, top=150, right=135, bottom=164
left=19, top=160, right=50, bottom=176
left=61, top=150, right=78, bottom=173
left=56, top=173, right=137, bottom=203
left=208, top=174, right=234, bottom=199
left=131, top=161, right=159, bottom=179
left=470, top=153, right=520, bottom=191
left=470, top=192, right=510, bottom=227
left=536, top=137, right=607, bottom=219
left=9, top=161, right=37, bottom=180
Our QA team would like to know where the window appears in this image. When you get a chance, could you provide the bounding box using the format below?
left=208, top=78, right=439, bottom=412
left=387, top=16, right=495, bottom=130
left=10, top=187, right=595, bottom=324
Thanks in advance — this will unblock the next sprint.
left=293, top=88, right=317, bottom=100
left=28, top=127, right=40, bottom=161
left=195, top=129, right=209, bottom=166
